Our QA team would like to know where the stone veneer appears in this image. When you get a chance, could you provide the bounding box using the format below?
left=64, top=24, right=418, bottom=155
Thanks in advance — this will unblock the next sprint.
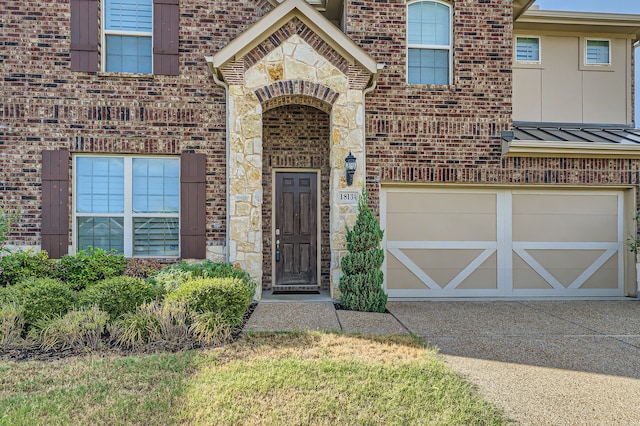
left=217, top=32, right=371, bottom=298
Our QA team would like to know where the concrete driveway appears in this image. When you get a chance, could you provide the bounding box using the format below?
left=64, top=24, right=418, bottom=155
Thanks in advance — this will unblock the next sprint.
left=387, top=300, right=640, bottom=425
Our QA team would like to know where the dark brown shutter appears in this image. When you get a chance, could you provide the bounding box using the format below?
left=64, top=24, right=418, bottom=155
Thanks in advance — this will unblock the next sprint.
left=41, top=150, right=70, bottom=259
left=70, top=0, right=98, bottom=72
left=153, top=0, right=179, bottom=75
left=180, top=153, right=206, bottom=258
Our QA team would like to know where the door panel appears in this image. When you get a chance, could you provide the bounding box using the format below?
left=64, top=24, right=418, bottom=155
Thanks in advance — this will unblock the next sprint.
left=275, top=172, right=318, bottom=285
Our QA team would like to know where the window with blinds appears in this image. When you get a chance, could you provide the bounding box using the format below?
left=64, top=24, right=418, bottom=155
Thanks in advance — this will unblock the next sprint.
left=407, top=1, right=452, bottom=85
left=75, top=156, right=179, bottom=257
left=515, top=37, right=540, bottom=62
left=103, top=0, right=153, bottom=73
left=585, top=39, right=610, bottom=65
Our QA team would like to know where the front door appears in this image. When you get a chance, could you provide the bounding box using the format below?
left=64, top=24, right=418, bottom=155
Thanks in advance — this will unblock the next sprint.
left=274, top=172, right=318, bottom=286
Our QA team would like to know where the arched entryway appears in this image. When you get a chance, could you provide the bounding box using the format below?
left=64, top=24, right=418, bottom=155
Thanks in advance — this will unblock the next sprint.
left=262, top=103, right=331, bottom=291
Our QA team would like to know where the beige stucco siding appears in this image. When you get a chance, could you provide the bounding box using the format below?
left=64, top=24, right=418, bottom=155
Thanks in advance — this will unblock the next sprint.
left=513, top=33, right=633, bottom=125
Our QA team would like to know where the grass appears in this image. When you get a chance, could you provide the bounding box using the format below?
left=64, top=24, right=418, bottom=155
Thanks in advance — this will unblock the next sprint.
left=0, top=333, right=509, bottom=425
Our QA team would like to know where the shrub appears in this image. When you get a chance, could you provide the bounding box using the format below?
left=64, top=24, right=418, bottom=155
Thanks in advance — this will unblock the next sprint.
left=124, top=258, right=165, bottom=279
left=80, top=276, right=161, bottom=321
left=0, top=249, right=56, bottom=287
left=109, top=303, right=160, bottom=349
left=15, top=278, right=78, bottom=327
left=189, top=311, right=233, bottom=346
left=150, top=268, right=194, bottom=294
left=0, top=303, right=26, bottom=347
left=339, top=188, right=387, bottom=313
left=0, top=206, right=19, bottom=254
left=35, top=306, right=109, bottom=351
left=55, top=247, right=127, bottom=290
left=166, top=277, right=254, bottom=326
left=156, top=261, right=255, bottom=294
left=152, top=301, right=191, bottom=344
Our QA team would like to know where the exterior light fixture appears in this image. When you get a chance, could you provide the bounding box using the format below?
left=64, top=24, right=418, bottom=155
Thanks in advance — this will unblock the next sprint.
left=345, top=151, right=357, bottom=186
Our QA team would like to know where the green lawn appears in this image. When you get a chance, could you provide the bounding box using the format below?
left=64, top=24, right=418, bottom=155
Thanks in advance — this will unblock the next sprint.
left=0, top=333, right=509, bottom=425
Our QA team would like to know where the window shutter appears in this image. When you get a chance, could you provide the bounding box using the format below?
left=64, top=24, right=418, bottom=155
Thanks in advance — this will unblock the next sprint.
left=153, top=0, right=179, bottom=75
left=41, top=150, right=70, bottom=259
left=180, top=153, right=206, bottom=259
left=70, top=0, right=98, bottom=72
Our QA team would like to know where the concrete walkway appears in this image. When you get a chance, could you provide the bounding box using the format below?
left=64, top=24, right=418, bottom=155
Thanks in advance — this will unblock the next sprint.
left=243, top=299, right=640, bottom=425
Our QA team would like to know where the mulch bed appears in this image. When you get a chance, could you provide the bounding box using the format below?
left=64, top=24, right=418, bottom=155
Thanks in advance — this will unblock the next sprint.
left=0, top=303, right=258, bottom=362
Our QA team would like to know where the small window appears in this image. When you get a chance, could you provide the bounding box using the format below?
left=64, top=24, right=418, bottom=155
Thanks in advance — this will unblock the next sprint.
left=103, top=0, right=153, bottom=73
left=515, top=37, right=540, bottom=62
left=585, top=39, right=610, bottom=65
left=407, top=1, right=452, bottom=85
left=75, top=156, right=180, bottom=257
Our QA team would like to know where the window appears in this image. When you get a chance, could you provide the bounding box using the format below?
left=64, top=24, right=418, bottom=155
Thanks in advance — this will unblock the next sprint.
left=585, top=39, right=610, bottom=65
left=74, top=156, right=180, bottom=257
left=103, top=0, right=153, bottom=73
left=407, top=0, right=452, bottom=85
left=515, top=37, right=540, bottom=62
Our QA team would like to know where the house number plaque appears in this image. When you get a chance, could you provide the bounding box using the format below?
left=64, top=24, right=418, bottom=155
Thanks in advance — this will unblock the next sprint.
left=338, top=191, right=359, bottom=204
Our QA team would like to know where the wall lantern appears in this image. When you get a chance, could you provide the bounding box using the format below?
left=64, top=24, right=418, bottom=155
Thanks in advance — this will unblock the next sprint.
left=345, top=151, right=357, bottom=186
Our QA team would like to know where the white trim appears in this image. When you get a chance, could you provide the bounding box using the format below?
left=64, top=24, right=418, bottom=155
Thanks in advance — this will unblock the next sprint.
left=406, top=0, right=453, bottom=85
left=72, top=154, right=180, bottom=258
left=382, top=186, right=627, bottom=299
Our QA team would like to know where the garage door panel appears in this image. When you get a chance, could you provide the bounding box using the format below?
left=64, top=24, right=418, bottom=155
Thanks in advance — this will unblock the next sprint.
left=513, top=214, right=617, bottom=242
left=387, top=213, right=496, bottom=241
left=579, top=255, right=619, bottom=289
left=387, top=192, right=496, bottom=214
left=512, top=193, right=618, bottom=216
left=383, top=188, right=626, bottom=298
left=513, top=255, right=555, bottom=290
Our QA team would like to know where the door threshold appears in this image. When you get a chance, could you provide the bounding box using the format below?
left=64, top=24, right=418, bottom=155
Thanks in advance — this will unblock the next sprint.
left=272, top=290, right=320, bottom=295
left=260, top=289, right=333, bottom=302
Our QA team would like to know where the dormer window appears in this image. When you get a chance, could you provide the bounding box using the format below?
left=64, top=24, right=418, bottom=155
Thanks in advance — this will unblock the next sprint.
left=585, top=39, right=610, bottom=65
left=407, top=0, right=452, bottom=85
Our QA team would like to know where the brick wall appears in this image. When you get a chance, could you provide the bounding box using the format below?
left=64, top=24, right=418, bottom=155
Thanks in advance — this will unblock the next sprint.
left=262, top=104, right=331, bottom=290
left=0, top=0, right=274, bottom=249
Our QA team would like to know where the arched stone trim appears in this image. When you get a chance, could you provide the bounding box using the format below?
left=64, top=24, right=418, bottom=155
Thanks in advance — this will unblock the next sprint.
left=256, top=80, right=339, bottom=113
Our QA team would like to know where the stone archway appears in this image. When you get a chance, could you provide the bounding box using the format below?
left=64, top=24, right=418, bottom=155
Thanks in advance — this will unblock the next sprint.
left=206, top=0, right=381, bottom=298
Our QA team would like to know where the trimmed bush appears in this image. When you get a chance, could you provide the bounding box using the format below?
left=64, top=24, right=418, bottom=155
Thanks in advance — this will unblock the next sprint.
left=35, top=306, right=109, bottom=351
left=9, top=278, right=78, bottom=327
left=0, top=303, right=26, bottom=347
left=154, top=261, right=255, bottom=293
left=0, top=249, right=56, bottom=287
left=55, top=248, right=127, bottom=290
left=339, top=188, right=387, bottom=313
left=80, top=276, right=161, bottom=321
left=150, top=268, right=194, bottom=294
left=166, top=277, right=254, bottom=326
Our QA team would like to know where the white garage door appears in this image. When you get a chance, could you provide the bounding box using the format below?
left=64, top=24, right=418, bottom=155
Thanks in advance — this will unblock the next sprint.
left=382, top=187, right=629, bottom=298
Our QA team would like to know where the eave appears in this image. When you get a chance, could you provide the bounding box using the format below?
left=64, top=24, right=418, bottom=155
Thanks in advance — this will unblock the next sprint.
left=503, top=140, right=640, bottom=159
left=516, top=10, right=640, bottom=37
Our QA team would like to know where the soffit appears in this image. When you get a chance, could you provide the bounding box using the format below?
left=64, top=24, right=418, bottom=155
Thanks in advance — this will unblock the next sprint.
left=516, top=10, right=640, bottom=37
left=207, top=0, right=380, bottom=77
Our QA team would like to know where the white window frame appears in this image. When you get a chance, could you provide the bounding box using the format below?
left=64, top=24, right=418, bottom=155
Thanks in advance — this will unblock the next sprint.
left=584, top=38, right=611, bottom=66
left=515, top=36, right=541, bottom=64
left=73, top=155, right=180, bottom=258
left=101, top=0, right=154, bottom=74
left=406, top=0, right=453, bottom=85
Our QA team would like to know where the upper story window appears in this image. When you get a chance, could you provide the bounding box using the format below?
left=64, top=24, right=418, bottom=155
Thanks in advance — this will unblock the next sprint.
left=407, top=0, right=452, bottom=85
left=585, top=39, right=610, bottom=65
left=75, top=156, right=180, bottom=257
left=70, top=0, right=178, bottom=75
left=103, top=0, right=153, bottom=73
left=515, top=36, right=540, bottom=62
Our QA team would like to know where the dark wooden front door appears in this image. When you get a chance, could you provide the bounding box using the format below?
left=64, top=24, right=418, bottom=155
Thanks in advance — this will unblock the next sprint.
left=275, top=172, right=318, bottom=286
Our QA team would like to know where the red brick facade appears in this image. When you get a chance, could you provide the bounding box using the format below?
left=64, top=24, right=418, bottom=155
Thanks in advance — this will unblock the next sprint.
left=1, top=0, right=639, bottom=255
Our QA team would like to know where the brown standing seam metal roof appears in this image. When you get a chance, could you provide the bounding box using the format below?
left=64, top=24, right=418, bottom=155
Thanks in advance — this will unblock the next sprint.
left=513, top=122, right=640, bottom=145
